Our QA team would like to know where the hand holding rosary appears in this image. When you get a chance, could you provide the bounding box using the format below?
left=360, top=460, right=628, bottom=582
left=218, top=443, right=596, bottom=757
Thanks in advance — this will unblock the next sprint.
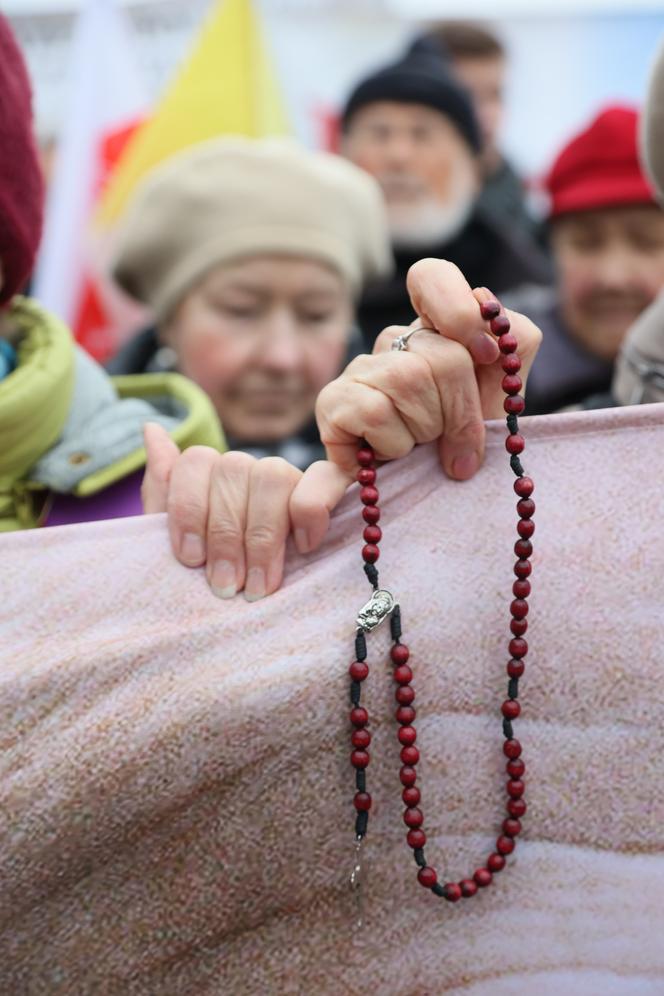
left=348, top=297, right=532, bottom=903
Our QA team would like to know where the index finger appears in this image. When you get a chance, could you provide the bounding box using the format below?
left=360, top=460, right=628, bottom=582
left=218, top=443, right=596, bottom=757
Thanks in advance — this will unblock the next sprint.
left=406, top=258, right=500, bottom=366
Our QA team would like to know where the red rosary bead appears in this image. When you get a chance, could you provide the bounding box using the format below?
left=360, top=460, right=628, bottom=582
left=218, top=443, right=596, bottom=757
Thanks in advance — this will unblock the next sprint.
left=352, top=728, right=371, bottom=749
left=350, top=706, right=368, bottom=727
left=487, top=852, right=506, bottom=872
left=507, top=798, right=527, bottom=818
left=362, top=544, right=380, bottom=563
left=396, top=705, right=416, bottom=725
left=391, top=643, right=410, bottom=664
left=403, top=807, right=423, bottom=828
left=394, top=664, right=413, bottom=685
left=507, top=779, right=525, bottom=798
left=354, top=792, right=372, bottom=811
left=502, top=699, right=521, bottom=719
left=395, top=685, right=415, bottom=705
left=514, top=538, right=533, bottom=559
left=502, top=374, right=523, bottom=395
left=504, top=395, right=525, bottom=415
left=357, top=447, right=374, bottom=467
left=480, top=299, right=501, bottom=320
left=442, top=882, right=462, bottom=902
left=400, top=746, right=420, bottom=765
left=407, top=828, right=426, bottom=848
left=514, top=476, right=534, bottom=498
left=398, top=726, right=417, bottom=746
left=510, top=618, right=528, bottom=637
left=503, top=738, right=522, bottom=758
left=459, top=879, right=478, bottom=898
left=490, top=314, right=510, bottom=336
left=400, top=765, right=417, bottom=786
left=503, top=818, right=522, bottom=837
left=362, top=505, right=380, bottom=525
left=496, top=835, right=515, bottom=855
left=513, top=579, right=531, bottom=598
left=517, top=518, right=535, bottom=539
left=349, top=660, right=369, bottom=681
left=363, top=525, right=382, bottom=544
left=506, top=434, right=525, bottom=455
left=516, top=498, right=535, bottom=519
left=473, top=868, right=492, bottom=888
left=402, top=786, right=421, bottom=806
left=507, top=658, right=525, bottom=678
left=357, top=467, right=376, bottom=486
left=510, top=598, right=529, bottom=619
left=502, top=354, right=521, bottom=375
left=507, top=758, right=525, bottom=778
left=509, top=637, right=528, bottom=658
left=360, top=486, right=379, bottom=506
left=418, top=866, right=438, bottom=888
left=499, top=332, right=518, bottom=354
left=514, top=559, right=532, bottom=578
left=351, top=750, right=370, bottom=768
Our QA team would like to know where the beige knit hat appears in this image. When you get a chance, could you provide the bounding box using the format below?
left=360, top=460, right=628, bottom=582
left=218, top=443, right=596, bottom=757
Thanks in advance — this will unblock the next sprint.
left=111, top=136, right=392, bottom=320
left=611, top=40, right=664, bottom=406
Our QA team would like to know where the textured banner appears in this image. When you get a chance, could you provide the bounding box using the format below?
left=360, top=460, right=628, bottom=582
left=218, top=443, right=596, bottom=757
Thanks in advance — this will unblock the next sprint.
left=2, top=404, right=664, bottom=994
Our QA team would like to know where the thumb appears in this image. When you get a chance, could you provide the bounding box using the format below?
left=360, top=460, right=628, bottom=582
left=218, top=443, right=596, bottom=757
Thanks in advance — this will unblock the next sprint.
left=141, top=422, right=181, bottom=514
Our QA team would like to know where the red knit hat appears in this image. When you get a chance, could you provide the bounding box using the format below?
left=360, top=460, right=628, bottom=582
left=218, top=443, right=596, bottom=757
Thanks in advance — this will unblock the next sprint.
left=0, top=14, right=44, bottom=308
left=546, top=105, right=655, bottom=219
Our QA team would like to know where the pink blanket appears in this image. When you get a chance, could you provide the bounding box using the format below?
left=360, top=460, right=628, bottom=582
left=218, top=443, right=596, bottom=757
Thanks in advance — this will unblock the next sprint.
left=2, top=404, right=664, bottom=995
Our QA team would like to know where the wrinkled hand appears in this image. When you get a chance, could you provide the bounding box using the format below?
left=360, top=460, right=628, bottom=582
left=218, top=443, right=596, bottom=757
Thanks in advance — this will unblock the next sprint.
left=143, top=259, right=542, bottom=600
left=142, top=423, right=345, bottom=600
left=316, top=258, right=542, bottom=482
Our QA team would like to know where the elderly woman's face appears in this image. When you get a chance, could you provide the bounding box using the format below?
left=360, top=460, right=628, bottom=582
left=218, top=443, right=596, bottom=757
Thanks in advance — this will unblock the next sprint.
left=552, top=205, right=664, bottom=361
left=163, top=256, right=353, bottom=442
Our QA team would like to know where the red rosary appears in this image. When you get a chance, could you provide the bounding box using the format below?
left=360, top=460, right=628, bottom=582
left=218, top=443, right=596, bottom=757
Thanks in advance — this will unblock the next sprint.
left=348, top=298, right=533, bottom=902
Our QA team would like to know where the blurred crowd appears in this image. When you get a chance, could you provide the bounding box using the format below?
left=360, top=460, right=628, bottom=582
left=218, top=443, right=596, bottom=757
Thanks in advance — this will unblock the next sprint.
left=2, top=12, right=664, bottom=535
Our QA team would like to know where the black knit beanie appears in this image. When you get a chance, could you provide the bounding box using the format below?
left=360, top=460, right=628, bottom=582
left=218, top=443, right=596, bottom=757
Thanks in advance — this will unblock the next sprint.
left=341, top=50, right=481, bottom=154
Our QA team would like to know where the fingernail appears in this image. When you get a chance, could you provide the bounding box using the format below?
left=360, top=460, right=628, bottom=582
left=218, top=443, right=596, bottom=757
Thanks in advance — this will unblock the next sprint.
left=294, top=527, right=310, bottom=554
left=451, top=450, right=480, bottom=480
left=470, top=332, right=499, bottom=364
left=244, top=567, right=267, bottom=602
left=210, top=560, right=237, bottom=599
left=181, top=532, right=205, bottom=565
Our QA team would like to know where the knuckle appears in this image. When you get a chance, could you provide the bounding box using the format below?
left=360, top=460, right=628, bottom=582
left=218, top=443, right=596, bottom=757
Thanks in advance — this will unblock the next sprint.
left=245, top=521, right=281, bottom=553
left=179, top=445, right=218, bottom=469
left=206, top=516, right=243, bottom=555
left=217, top=450, right=256, bottom=474
left=166, top=492, right=206, bottom=528
left=384, top=352, right=428, bottom=393
left=254, top=456, right=300, bottom=486
left=447, top=412, right=485, bottom=447
left=361, top=392, right=393, bottom=431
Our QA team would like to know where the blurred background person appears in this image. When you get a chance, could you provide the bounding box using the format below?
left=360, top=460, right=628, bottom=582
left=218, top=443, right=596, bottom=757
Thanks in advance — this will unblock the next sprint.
left=409, top=20, right=537, bottom=238
left=507, top=105, right=664, bottom=414
left=598, top=36, right=664, bottom=411
left=0, top=12, right=223, bottom=533
left=339, top=47, right=551, bottom=349
left=108, top=136, right=391, bottom=469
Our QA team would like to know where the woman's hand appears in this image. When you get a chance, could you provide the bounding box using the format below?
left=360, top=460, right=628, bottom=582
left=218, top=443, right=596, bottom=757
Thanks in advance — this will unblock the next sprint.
left=142, top=423, right=347, bottom=600
left=144, top=258, right=542, bottom=599
left=315, top=258, right=542, bottom=481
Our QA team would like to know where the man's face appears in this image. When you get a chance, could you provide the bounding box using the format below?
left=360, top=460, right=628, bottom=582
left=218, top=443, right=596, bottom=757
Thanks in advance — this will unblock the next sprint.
left=342, top=101, right=479, bottom=247
left=450, top=56, right=506, bottom=173
left=552, top=204, right=664, bottom=361
left=163, top=256, right=352, bottom=443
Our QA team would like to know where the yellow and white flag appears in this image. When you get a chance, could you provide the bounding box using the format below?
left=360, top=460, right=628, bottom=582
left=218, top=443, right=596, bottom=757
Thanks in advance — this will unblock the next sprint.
left=98, top=0, right=289, bottom=227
